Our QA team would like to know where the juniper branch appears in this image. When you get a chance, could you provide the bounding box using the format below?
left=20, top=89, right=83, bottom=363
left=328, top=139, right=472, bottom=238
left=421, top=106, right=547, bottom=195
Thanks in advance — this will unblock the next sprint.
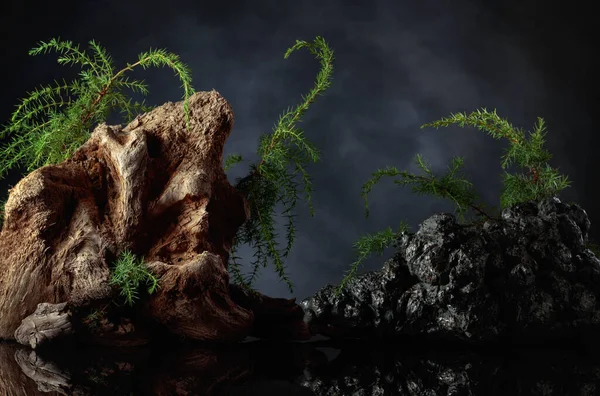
left=228, top=36, right=334, bottom=293
left=421, top=108, right=571, bottom=208
left=361, top=155, right=498, bottom=224
left=0, top=37, right=194, bottom=181
left=109, top=249, right=159, bottom=307
left=336, top=222, right=410, bottom=295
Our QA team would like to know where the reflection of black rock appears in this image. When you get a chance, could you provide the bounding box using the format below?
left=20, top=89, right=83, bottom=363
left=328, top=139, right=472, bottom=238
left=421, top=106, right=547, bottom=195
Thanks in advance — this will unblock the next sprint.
left=301, top=197, right=600, bottom=345
left=228, top=380, right=316, bottom=396
left=2, top=339, right=600, bottom=395
left=300, top=340, right=600, bottom=396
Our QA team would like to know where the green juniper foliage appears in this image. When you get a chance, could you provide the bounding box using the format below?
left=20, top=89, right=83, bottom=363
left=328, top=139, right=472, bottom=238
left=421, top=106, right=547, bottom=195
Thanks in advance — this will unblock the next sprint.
left=225, top=36, right=334, bottom=293
left=336, top=109, right=573, bottom=295
left=109, top=248, right=159, bottom=307
left=0, top=37, right=194, bottom=182
left=421, top=109, right=571, bottom=209
left=336, top=223, right=411, bottom=293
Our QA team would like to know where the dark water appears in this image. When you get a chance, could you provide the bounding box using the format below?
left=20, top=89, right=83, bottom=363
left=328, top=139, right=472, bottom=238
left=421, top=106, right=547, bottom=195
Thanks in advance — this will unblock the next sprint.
left=0, top=336, right=598, bottom=395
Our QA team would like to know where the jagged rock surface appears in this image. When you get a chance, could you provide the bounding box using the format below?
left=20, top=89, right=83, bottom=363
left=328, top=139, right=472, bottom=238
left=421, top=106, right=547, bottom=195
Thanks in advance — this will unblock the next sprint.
left=0, top=90, right=309, bottom=345
left=301, top=196, right=600, bottom=344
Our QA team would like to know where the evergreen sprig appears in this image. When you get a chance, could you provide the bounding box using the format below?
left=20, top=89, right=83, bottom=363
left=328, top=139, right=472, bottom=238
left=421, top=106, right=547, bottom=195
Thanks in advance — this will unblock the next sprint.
left=226, top=36, right=334, bottom=294
left=336, top=222, right=410, bottom=295
left=361, top=155, right=496, bottom=224
left=0, top=37, right=194, bottom=181
left=335, top=109, right=572, bottom=296
left=421, top=109, right=571, bottom=208
left=109, top=249, right=159, bottom=307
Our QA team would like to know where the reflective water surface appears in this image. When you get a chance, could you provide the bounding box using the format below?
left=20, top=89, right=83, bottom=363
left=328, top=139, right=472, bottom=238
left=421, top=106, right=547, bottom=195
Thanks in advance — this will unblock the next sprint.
left=0, top=337, right=598, bottom=395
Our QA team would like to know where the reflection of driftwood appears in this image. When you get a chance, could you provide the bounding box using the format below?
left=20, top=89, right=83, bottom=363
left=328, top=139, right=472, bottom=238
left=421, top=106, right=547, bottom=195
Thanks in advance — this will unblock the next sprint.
left=14, top=303, right=73, bottom=349
left=14, top=349, right=71, bottom=395
left=0, top=338, right=328, bottom=396
left=0, top=342, right=66, bottom=396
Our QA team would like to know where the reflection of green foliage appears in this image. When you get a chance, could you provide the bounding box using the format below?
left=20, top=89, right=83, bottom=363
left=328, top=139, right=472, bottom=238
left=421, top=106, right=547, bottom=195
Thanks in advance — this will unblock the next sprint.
left=82, top=308, right=106, bottom=329
left=0, top=37, right=194, bottom=182
left=109, top=249, right=159, bottom=307
left=338, top=109, right=573, bottom=296
left=85, top=367, right=109, bottom=385
left=226, top=36, right=334, bottom=294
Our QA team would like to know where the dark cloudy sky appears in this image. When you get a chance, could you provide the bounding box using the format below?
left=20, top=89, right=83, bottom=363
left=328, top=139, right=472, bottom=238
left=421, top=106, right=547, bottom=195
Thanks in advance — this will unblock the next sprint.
left=0, top=0, right=597, bottom=301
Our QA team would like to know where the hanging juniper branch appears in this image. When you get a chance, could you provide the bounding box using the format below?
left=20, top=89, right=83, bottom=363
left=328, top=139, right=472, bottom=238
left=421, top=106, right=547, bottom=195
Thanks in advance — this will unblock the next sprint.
left=0, top=37, right=195, bottom=181
left=226, top=36, right=334, bottom=293
left=361, top=155, right=500, bottom=224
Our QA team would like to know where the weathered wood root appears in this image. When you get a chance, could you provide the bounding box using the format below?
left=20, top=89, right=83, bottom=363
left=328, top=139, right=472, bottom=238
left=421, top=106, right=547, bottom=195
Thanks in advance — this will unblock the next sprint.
left=14, top=302, right=73, bottom=349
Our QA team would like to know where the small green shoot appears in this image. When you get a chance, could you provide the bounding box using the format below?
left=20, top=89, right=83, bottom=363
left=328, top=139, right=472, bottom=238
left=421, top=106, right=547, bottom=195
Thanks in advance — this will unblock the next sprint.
left=109, top=249, right=159, bottom=307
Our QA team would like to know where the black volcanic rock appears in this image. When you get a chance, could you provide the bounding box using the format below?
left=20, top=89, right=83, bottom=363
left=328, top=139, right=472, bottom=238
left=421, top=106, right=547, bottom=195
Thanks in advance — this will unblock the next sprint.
left=301, top=196, right=600, bottom=344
